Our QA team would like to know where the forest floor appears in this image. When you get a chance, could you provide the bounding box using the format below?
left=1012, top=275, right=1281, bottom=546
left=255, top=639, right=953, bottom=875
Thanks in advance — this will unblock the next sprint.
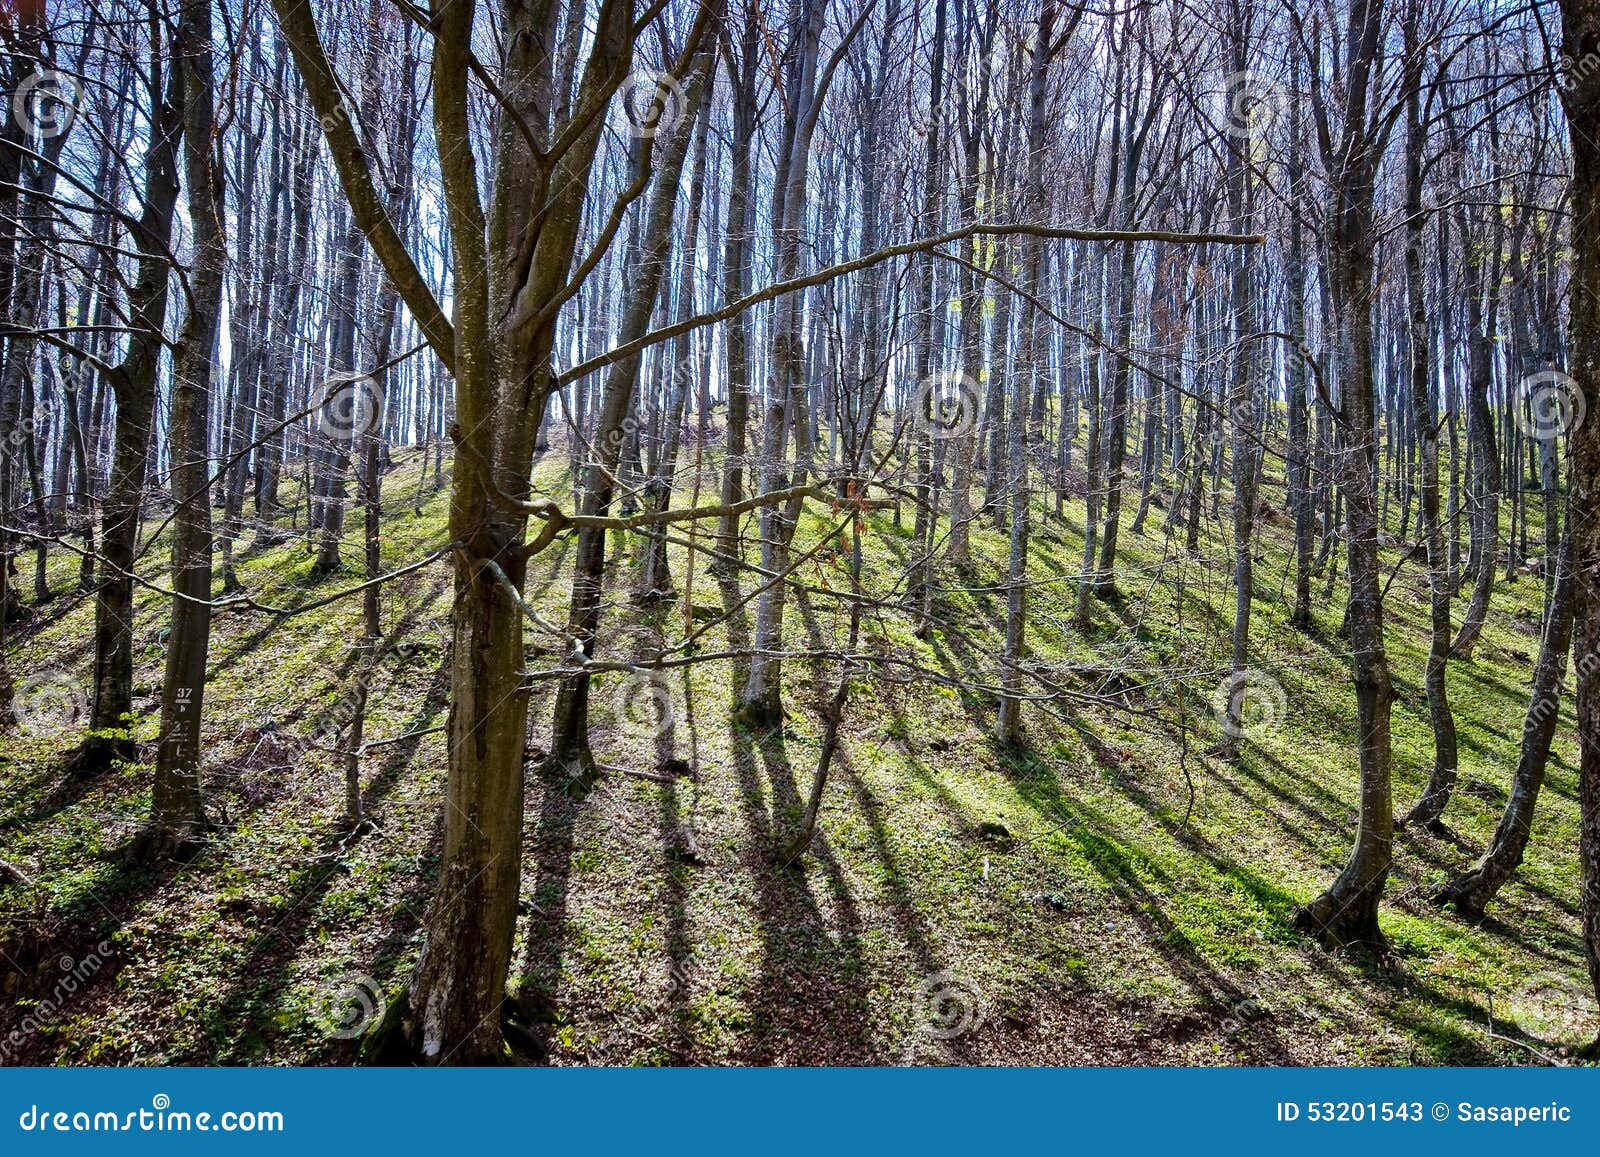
left=0, top=441, right=1592, bottom=1066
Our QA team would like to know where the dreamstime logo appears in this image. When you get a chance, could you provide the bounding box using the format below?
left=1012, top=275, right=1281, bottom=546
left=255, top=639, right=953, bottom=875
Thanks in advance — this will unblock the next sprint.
left=618, top=69, right=685, bottom=139
left=1, top=391, right=62, bottom=467
left=271, top=637, right=418, bottom=791
left=1512, top=970, right=1592, bottom=1045
left=1231, top=392, right=1260, bottom=432
left=978, top=19, right=1038, bottom=102
left=1558, top=49, right=1600, bottom=93
left=310, top=972, right=384, bottom=1039
left=12, top=669, right=87, bottom=735
left=1212, top=668, right=1286, bottom=741
left=317, top=371, right=384, bottom=443
left=1523, top=971, right=1591, bottom=1012
left=12, top=68, right=82, bottom=138
left=914, top=370, right=981, bottom=441
left=1219, top=995, right=1266, bottom=1034
left=1221, top=71, right=1286, bottom=139
left=0, top=943, right=113, bottom=1064
left=917, top=970, right=986, bottom=1039
left=611, top=672, right=674, bottom=740
left=1513, top=369, right=1585, bottom=441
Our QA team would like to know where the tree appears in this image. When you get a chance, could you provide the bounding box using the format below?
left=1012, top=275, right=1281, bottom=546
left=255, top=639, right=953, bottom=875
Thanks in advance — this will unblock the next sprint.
left=147, top=0, right=226, bottom=851
left=1292, top=0, right=1398, bottom=952
left=1558, top=0, right=1600, bottom=1057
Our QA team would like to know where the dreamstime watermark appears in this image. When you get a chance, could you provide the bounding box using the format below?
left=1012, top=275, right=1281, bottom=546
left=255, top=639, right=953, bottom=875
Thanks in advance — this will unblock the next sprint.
left=1219, top=994, right=1267, bottom=1034
left=917, top=970, right=986, bottom=1039
left=17, top=1094, right=283, bottom=1133
left=1558, top=49, right=1600, bottom=94
left=1284, top=338, right=1321, bottom=403
left=618, top=69, right=685, bottom=139
left=1230, top=391, right=1260, bottom=432
left=1518, top=631, right=1600, bottom=753
left=914, top=370, right=982, bottom=441
left=316, top=100, right=350, bottom=134
left=1, top=943, right=113, bottom=1064
left=317, top=371, right=384, bottom=442
left=662, top=958, right=692, bottom=1000
left=1495, top=970, right=1593, bottom=1053
left=12, top=68, right=81, bottom=138
left=269, top=637, right=418, bottom=786
left=588, top=354, right=698, bottom=467
left=610, top=671, right=675, bottom=740
left=978, top=18, right=1038, bottom=104
left=1522, top=971, right=1591, bottom=1016
left=1512, top=369, right=1585, bottom=441
left=1212, top=668, right=1286, bottom=741
left=309, top=972, right=385, bottom=1039
left=0, top=390, right=62, bottom=468
left=910, top=19, right=1036, bottom=139
left=1221, top=71, right=1286, bottom=139
left=11, top=669, right=88, bottom=735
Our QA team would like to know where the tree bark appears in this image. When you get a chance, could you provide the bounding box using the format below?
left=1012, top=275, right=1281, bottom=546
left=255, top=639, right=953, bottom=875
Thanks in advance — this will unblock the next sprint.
left=1397, top=6, right=1459, bottom=829
left=1293, top=0, right=1396, bottom=953
left=79, top=34, right=183, bottom=773
left=150, top=0, right=228, bottom=850
left=1558, top=0, right=1600, bottom=1055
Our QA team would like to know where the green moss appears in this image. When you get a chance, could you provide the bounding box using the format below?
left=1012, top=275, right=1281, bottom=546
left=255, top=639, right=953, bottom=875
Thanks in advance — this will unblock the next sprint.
left=0, top=438, right=1587, bottom=1065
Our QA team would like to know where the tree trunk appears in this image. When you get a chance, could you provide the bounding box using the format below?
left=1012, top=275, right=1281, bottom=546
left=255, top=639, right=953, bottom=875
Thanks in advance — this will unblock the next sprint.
left=1434, top=524, right=1574, bottom=917
left=994, top=1, right=1058, bottom=743
left=1558, top=0, right=1600, bottom=1055
left=150, top=0, right=227, bottom=850
left=1293, top=0, right=1395, bottom=953
left=549, top=34, right=715, bottom=772
left=1397, top=7, right=1458, bottom=829
left=79, top=37, right=183, bottom=773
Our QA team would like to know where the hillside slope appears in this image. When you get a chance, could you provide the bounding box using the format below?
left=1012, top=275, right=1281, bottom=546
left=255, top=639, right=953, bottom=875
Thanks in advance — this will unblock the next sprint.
left=0, top=445, right=1589, bottom=1065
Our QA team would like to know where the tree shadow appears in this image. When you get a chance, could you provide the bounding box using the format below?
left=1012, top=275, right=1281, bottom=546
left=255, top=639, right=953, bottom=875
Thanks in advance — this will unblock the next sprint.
left=201, top=658, right=451, bottom=1061
left=725, top=719, right=879, bottom=1064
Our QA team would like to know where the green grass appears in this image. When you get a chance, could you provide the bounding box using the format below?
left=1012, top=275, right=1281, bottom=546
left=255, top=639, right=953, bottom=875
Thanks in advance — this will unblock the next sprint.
left=0, top=434, right=1590, bottom=1066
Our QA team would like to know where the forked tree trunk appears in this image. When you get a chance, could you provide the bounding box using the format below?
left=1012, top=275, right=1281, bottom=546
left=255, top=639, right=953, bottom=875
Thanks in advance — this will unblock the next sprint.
left=80, top=39, right=183, bottom=773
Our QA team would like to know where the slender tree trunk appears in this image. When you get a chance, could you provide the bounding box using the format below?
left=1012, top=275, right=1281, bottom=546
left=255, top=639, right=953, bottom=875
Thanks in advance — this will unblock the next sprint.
left=150, top=0, right=227, bottom=850
left=1434, top=524, right=1574, bottom=917
left=995, top=1, right=1059, bottom=743
left=79, top=38, right=183, bottom=773
left=1398, top=9, right=1459, bottom=829
left=549, top=34, right=714, bottom=772
left=1293, top=0, right=1395, bottom=952
left=1218, top=7, right=1259, bottom=759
